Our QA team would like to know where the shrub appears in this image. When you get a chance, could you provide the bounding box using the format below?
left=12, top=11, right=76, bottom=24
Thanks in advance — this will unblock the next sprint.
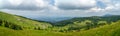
left=0, top=20, right=23, bottom=30
left=10, top=24, right=23, bottom=30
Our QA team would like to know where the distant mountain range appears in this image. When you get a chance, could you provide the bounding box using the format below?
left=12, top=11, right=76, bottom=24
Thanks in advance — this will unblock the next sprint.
left=103, top=14, right=113, bottom=17
left=1, top=11, right=120, bottom=36
left=30, top=17, right=74, bottom=23
left=24, top=14, right=119, bottom=23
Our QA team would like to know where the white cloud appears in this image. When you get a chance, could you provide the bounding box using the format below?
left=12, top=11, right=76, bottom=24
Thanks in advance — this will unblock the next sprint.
left=0, top=0, right=120, bottom=17
left=90, top=7, right=104, bottom=12
left=35, top=0, right=48, bottom=8
left=55, top=0, right=97, bottom=10
left=105, top=5, right=114, bottom=10
left=89, top=5, right=115, bottom=12
left=1, top=0, right=49, bottom=10
left=0, top=0, right=3, bottom=8
left=88, top=0, right=120, bottom=13
left=8, top=0, right=23, bottom=6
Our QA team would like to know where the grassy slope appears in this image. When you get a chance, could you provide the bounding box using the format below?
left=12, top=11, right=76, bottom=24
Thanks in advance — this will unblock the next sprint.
left=0, top=26, right=66, bottom=36
left=67, top=21, right=120, bottom=36
left=0, top=11, right=120, bottom=36
left=55, top=16, right=120, bottom=26
left=0, top=11, right=52, bottom=30
left=0, top=20, right=120, bottom=36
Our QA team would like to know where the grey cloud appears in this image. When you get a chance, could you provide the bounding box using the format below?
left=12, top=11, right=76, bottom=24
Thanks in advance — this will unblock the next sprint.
left=55, top=0, right=96, bottom=10
left=57, top=4, right=95, bottom=10
left=1, top=0, right=48, bottom=10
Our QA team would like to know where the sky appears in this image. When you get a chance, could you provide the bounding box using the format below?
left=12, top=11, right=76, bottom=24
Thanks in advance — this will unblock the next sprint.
left=0, top=0, right=120, bottom=17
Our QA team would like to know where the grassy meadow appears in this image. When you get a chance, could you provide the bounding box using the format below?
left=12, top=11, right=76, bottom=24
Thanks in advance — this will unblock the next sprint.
left=0, top=11, right=120, bottom=36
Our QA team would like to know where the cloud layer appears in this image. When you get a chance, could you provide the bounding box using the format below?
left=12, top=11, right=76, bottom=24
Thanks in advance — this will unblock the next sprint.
left=0, top=0, right=120, bottom=17
left=55, top=0, right=96, bottom=10
left=1, top=0, right=49, bottom=10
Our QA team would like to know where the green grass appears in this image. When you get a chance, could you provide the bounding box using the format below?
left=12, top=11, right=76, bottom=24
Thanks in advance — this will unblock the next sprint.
left=0, top=21, right=120, bottom=36
left=0, top=11, right=52, bottom=30
left=66, top=21, right=120, bottom=36
left=0, top=26, right=67, bottom=36
left=1, top=11, right=120, bottom=36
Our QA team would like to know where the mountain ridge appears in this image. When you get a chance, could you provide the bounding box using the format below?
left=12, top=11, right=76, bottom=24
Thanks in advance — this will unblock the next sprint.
left=0, top=11, right=120, bottom=36
left=0, top=11, right=52, bottom=30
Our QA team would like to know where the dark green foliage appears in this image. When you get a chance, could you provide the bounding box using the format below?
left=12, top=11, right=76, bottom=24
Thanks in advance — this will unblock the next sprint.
left=0, top=11, right=52, bottom=30
left=86, top=23, right=91, bottom=30
left=0, top=20, right=23, bottom=30
left=4, top=21, right=9, bottom=27
left=11, top=25, right=22, bottom=30
left=0, top=20, right=2, bottom=26
left=1, top=11, right=120, bottom=36
left=68, top=26, right=81, bottom=31
left=56, top=16, right=120, bottom=26
left=34, top=27, right=41, bottom=30
left=53, top=15, right=120, bottom=31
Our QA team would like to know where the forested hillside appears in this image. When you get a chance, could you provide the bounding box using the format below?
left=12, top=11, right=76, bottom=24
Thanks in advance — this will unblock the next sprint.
left=0, top=11, right=120, bottom=36
left=53, top=15, right=120, bottom=32
left=0, top=11, right=52, bottom=30
left=0, top=20, right=120, bottom=36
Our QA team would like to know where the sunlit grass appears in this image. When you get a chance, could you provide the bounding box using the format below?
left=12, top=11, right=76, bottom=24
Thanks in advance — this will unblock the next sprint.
left=0, top=11, right=120, bottom=36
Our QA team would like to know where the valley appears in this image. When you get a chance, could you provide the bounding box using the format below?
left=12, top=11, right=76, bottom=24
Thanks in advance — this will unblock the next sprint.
left=0, top=11, right=120, bottom=36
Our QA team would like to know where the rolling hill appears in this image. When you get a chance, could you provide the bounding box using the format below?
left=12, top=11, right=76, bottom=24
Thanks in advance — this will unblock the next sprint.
left=0, top=20, right=120, bottom=36
left=0, top=11, right=120, bottom=36
left=0, top=11, right=52, bottom=30
left=55, top=16, right=120, bottom=26
left=49, top=15, right=120, bottom=32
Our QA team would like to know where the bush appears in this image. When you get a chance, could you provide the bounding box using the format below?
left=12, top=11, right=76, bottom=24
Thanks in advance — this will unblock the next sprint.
left=34, top=27, right=41, bottom=30
left=0, top=20, right=23, bottom=30
left=0, top=20, right=2, bottom=26
left=10, top=24, right=23, bottom=30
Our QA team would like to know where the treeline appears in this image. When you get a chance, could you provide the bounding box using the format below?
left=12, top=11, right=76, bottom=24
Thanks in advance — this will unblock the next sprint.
left=0, top=11, right=120, bottom=32
left=52, top=15, right=120, bottom=32
left=0, top=11, right=52, bottom=30
left=0, top=19, right=22, bottom=30
left=55, top=15, right=120, bottom=26
left=0, top=19, right=50, bottom=30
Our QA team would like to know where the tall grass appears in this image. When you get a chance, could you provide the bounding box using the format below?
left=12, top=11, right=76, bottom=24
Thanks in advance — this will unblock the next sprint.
left=0, top=11, right=52, bottom=30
